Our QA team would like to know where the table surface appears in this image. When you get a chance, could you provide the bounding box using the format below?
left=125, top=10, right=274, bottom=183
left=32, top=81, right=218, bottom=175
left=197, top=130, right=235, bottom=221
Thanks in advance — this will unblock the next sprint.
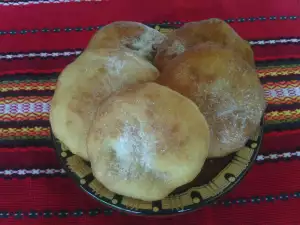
left=0, top=0, right=300, bottom=224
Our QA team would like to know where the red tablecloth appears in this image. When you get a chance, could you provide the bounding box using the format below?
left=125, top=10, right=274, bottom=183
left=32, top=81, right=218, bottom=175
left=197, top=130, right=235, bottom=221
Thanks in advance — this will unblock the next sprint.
left=0, top=0, right=300, bottom=224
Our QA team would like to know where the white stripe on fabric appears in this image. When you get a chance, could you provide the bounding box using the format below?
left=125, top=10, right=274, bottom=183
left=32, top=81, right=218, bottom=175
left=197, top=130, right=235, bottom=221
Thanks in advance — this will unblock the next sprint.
left=0, top=50, right=82, bottom=60
left=264, top=87, right=300, bottom=98
left=256, top=152, right=300, bottom=161
left=0, top=38, right=300, bottom=60
left=0, top=168, right=66, bottom=176
left=249, top=38, right=300, bottom=45
left=0, top=102, right=50, bottom=114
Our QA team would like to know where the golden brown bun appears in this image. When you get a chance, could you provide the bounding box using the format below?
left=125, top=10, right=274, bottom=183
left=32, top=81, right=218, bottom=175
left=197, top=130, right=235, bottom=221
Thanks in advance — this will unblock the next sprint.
left=155, top=18, right=254, bottom=70
left=87, top=83, right=210, bottom=201
left=50, top=49, right=159, bottom=160
left=157, top=43, right=266, bottom=158
left=87, top=21, right=166, bottom=61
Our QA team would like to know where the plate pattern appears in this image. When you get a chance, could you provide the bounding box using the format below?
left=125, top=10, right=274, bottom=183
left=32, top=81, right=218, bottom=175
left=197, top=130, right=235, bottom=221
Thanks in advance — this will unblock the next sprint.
left=52, top=123, right=262, bottom=216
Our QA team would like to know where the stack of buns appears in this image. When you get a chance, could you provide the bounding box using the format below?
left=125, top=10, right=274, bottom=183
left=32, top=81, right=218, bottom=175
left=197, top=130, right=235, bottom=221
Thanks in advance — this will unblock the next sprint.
left=50, top=19, right=266, bottom=201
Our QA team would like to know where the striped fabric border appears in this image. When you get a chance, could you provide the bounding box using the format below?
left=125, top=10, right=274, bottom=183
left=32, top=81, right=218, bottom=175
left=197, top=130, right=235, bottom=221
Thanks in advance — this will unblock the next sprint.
left=1, top=37, right=300, bottom=59
left=0, top=127, right=50, bottom=140
left=256, top=151, right=300, bottom=162
left=0, top=168, right=66, bottom=176
left=2, top=80, right=299, bottom=103
left=0, top=80, right=56, bottom=92
left=0, top=191, right=299, bottom=219
left=0, top=16, right=299, bottom=30
left=249, top=38, right=300, bottom=45
left=0, top=44, right=299, bottom=221
left=2, top=101, right=299, bottom=123
left=0, top=50, right=82, bottom=60
left=1, top=64, right=299, bottom=126
left=0, top=67, right=299, bottom=141
left=0, top=151, right=298, bottom=178
left=258, top=66, right=300, bottom=77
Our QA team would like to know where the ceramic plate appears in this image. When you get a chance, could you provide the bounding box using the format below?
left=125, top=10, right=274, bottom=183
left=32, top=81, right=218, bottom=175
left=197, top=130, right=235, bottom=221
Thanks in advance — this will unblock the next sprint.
left=52, top=119, right=263, bottom=216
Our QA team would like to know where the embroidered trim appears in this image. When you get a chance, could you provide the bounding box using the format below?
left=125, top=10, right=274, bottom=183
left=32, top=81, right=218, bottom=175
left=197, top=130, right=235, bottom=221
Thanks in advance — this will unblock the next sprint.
left=0, top=102, right=50, bottom=114
left=0, top=112, right=49, bottom=122
left=0, top=50, right=82, bottom=60
left=1, top=100, right=299, bottom=121
left=264, top=80, right=300, bottom=90
left=0, top=127, right=50, bottom=139
left=0, top=192, right=299, bottom=218
left=0, top=80, right=56, bottom=92
left=258, top=66, right=300, bottom=78
left=256, top=151, right=300, bottom=162
left=1, top=80, right=300, bottom=105
left=264, top=85, right=300, bottom=105
left=249, top=38, right=300, bottom=46
left=1, top=36, right=300, bottom=60
left=216, top=192, right=300, bottom=206
left=265, top=109, right=300, bottom=122
left=0, top=168, right=66, bottom=176
left=1, top=94, right=300, bottom=126
left=0, top=63, right=298, bottom=79
left=0, top=150, right=298, bottom=179
left=0, top=16, right=298, bottom=32
left=0, top=209, right=115, bottom=219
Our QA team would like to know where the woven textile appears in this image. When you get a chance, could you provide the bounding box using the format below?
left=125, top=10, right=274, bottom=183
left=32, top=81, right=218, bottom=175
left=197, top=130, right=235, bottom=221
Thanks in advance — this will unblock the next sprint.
left=0, top=0, right=300, bottom=224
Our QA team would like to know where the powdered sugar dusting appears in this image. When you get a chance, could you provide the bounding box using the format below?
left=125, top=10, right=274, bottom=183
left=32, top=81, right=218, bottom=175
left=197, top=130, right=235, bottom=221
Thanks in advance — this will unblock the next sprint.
left=167, top=39, right=186, bottom=55
left=109, top=119, right=168, bottom=181
left=106, top=56, right=126, bottom=75
left=103, top=55, right=128, bottom=93
left=124, top=28, right=166, bottom=60
left=193, top=77, right=260, bottom=150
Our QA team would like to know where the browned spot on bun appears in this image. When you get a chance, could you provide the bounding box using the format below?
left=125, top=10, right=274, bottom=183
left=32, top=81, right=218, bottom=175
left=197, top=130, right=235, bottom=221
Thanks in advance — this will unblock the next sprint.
left=179, top=138, right=187, bottom=147
left=66, top=120, right=72, bottom=127
left=145, top=109, right=155, bottom=118
left=170, top=123, right=180, bottom=134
